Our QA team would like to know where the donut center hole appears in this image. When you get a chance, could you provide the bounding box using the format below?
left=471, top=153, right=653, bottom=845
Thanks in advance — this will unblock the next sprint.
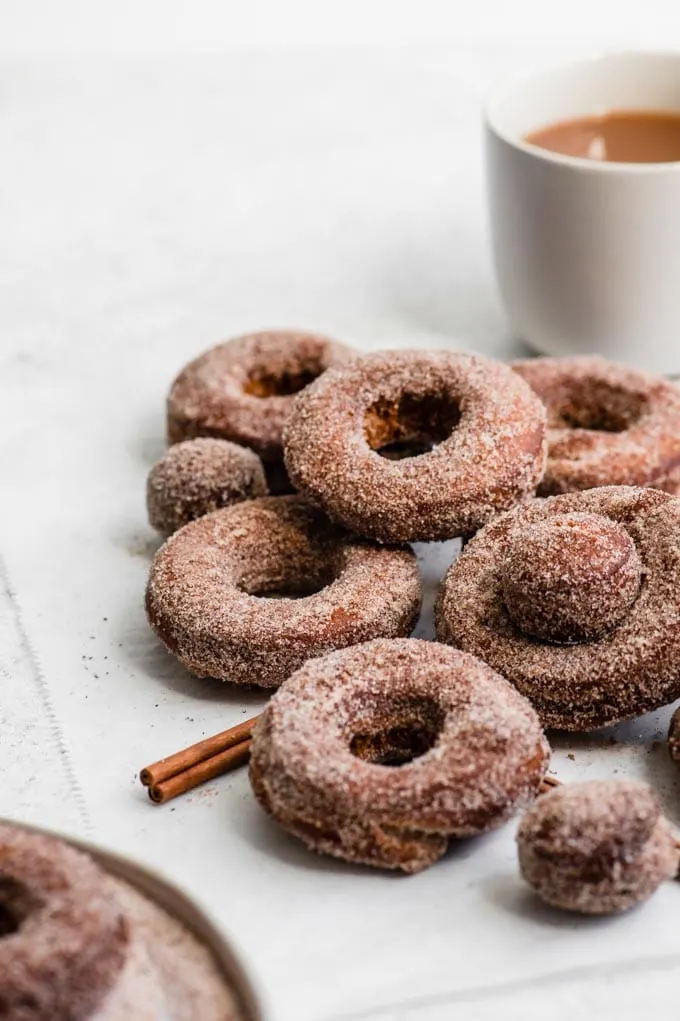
left=0, top=878, right=36, bottom=937
left=350, top=698, right=444, bottom=767
left=237, top=561, right=338, bottom=600
left=365, top=393, right=461, bottom=460
left=243, top=363, right=322, bottom=398
left=552, top=381, right=647, bottom=433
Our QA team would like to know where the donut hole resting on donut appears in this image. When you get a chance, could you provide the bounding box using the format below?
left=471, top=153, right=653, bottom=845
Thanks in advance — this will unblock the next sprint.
left=0, top=878, right=35, bottom=937
left=365, top=392, right=461, bottom=460
left=500, top=512, right=642, bottom=644
left=435, top=486, right=680, bottom=730
left=550, top=379, right=648, bottom=434
left=349, top=696, right=445, bottom=767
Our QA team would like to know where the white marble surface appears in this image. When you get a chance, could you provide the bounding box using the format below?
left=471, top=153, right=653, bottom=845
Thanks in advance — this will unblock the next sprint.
left=2, top=46, right=680, bottom=1021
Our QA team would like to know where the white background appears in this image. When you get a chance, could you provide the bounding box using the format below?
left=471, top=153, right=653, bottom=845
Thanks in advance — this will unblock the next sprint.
left=3, top=0, right=680, bottom=52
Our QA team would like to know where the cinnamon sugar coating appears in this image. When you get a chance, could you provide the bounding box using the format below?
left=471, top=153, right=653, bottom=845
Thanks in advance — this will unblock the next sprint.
left=166, top=331, right=351, bottom=468
left=0, top=823, right=244, bottom=1020
left=436, top=487, right=680, bottom=730
left=146, top=497, right=422, bottom=688
left=0, top=824, right=127, bottom=1021
left=500, top=512, right=641, bottom=643
left=517, top=780, right=679, bottom=914
left=147, top=438, right=268, bottom=535
left=283, top=349, right=547, bottom=543
left=250, top=638, right=550, bottom=873
left=513, top=356, right=680, bottom=495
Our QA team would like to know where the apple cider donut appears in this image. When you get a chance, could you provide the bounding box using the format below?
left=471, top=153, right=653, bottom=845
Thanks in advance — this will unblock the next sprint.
left=283, top=349, right=547, bottom=542
left=512, top=355, right=680, bottom=495
left=518, top=780, right=679, bottom=914
left=0, top=823, right=127, bottom=1020
left=147, top=438, right=268, bottom=535
left=249, top=638, right=550, bottom=873
left=146, top=497, right=422, bottom=687
left=0, top=823, right=246, bottom=1020
left=436, top=486, right=680, bottom=730
left=166, top=331, right=351, bottom=492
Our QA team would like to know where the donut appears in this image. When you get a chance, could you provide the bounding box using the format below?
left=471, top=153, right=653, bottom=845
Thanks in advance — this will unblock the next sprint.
left=436, top=486, right=680, bottom=730
left=517, top=780, right=679, bottom=914
left=146, top=496, right=422, bottom=688
left=0, top=823, right=127, bottom=1020
left=166, top=330, right=351, bottom=492
left=283, top=349, right=547, bottom=543
left=0, top=823, right=245, bottom=1020
left=146, top=438, right=268, bottom=535
left=512, top=356, right=680, bottom=495
left=249, top=638, right=550, bottom=873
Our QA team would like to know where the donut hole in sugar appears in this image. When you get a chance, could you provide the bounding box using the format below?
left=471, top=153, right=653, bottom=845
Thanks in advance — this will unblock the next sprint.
left=349, top=696, right=445, bottom=767
left=364, top=391, right=461, bottom=461
left=0, top=877, right=36, bottom=937
left=548, top=378, right=648, bottom=434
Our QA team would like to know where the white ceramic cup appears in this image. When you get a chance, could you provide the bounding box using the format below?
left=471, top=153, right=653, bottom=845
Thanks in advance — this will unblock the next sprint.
left=485, top=51, right=680, bottom=374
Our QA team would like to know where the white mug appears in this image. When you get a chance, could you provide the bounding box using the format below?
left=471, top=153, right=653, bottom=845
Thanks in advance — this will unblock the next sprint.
left=485, top=51, right=680, bottom=374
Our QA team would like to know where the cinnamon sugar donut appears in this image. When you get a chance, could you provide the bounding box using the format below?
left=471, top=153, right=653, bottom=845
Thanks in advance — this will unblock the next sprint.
left=147, top=438, right=268, bottom=535
left=512, top=356, right=680, bottom=495
left=283, top=349, right=547, bottom=543
left=166, top=331, right=351, bottom=492
left=146, top=497, right=422, bottom=687
left=436, top=486, right=680, bottom=730
left=0, top=823, right=127, bottom=1020
left=249, top=638, right=550, bottom=873
left=0, top=823, right=245, bottom=1020
left=517, top=780, right=679, bottom=914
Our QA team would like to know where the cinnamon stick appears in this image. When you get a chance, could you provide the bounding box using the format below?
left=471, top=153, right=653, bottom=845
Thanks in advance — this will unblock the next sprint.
left=140, top=713, right=260, bottom=788
left=148, top=738, right=252, bottom=805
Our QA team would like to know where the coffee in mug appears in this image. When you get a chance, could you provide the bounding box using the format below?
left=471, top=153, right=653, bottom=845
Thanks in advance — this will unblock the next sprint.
left=525, top=109, right=680, bottom=163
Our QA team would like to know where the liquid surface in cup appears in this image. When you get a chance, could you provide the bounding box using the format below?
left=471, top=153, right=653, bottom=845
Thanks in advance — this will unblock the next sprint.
left=525, top=109, right=680, bottom=163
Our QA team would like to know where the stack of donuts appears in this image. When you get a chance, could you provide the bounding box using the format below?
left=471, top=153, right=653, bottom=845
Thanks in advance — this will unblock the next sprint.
left=143, top=330, right=680, bottom=913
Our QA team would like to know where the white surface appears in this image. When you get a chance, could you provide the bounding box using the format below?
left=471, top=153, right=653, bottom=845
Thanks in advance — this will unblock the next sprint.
left=486, top=51, right=680, bottom=373
left=4, top=0, right=680, bottom=51
left=2, top=46, right=680, bottom=1021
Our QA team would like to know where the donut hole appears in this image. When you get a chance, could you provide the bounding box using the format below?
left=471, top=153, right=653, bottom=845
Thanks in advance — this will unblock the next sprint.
left=236, top=556, right=339, bottom=600
left=501, top=513, right=641, bottom=643
left=365, top=393, right=461, bottom=460
left=349, top=697, right=445, bottom=767
left=242, top=362, right=323, bottom=398
left=551, top=381, right=647, bottom=433
left=0, top=878, right=36, bottom=937
left=242, top=576, right=334, bottom=599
